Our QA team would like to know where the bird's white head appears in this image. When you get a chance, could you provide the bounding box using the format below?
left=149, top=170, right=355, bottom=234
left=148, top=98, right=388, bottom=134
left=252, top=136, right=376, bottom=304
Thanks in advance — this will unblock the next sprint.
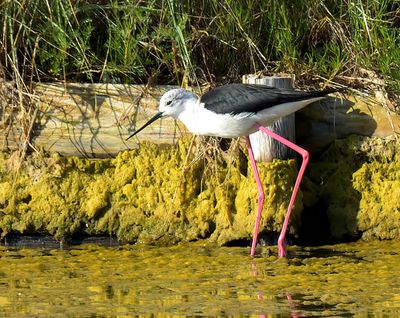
left=125, top=88, right=198, bottom=141
left=159, top=88, right=198, bottom=118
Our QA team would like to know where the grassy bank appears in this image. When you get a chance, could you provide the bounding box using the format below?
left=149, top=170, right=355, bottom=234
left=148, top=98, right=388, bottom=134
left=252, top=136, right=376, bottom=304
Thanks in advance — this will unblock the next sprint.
left=1, top=0, right=399, bottom=155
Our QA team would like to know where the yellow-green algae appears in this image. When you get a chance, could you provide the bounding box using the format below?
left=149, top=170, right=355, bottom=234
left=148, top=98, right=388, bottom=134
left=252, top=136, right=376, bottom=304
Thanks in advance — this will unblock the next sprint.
left=0, top=240, right=399, bottom=316
left=0, top=137, right=302, bottom=244
left=1, top=134, right=399, bottom=244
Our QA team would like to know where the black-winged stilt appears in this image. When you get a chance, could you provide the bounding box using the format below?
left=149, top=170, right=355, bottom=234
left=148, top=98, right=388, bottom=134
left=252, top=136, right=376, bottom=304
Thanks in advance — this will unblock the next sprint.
left=126, top=83, right=337, bottom=257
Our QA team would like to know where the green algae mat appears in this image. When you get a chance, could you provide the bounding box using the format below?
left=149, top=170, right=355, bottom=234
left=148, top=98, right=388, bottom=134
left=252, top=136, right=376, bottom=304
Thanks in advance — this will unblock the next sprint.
left=0, top=240, right=399, bottom=316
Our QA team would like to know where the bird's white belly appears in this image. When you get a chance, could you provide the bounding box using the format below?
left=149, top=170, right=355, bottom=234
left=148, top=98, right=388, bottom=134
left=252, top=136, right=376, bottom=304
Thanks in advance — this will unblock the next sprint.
left=179, top=108, right=258, bottom=138
left=178, top=98, right=324, bottom=138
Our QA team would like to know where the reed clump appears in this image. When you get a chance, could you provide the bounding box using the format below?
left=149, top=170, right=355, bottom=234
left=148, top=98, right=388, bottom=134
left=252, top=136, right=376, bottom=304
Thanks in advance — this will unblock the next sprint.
left=0, top=0, right=399, bottom=88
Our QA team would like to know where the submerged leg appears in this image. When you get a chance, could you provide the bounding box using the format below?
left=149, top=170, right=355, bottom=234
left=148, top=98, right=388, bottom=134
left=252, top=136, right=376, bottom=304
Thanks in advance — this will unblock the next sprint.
left=255, top=123, right=309, bottom=257
left=245, top=136, right=265, bottom=257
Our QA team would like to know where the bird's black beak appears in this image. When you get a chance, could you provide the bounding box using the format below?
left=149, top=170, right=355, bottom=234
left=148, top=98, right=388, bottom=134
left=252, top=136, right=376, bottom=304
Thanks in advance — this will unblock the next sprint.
left=126, top=112, right=164, bottom=141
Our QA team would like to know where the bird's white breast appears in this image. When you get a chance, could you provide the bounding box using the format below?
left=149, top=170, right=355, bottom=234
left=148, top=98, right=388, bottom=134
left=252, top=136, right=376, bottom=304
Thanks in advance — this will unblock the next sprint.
left=177, top=102, right=258, bottom=138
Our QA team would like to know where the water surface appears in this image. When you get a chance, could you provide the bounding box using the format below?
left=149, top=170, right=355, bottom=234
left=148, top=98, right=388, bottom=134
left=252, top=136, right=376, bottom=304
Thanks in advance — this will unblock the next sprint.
left=0, top=240, right=399, bottom=317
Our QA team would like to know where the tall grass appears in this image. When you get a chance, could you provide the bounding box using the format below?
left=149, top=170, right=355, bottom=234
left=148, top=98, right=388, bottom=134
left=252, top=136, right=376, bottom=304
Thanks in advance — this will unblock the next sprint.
left=1, top=0, right=399, bottom=87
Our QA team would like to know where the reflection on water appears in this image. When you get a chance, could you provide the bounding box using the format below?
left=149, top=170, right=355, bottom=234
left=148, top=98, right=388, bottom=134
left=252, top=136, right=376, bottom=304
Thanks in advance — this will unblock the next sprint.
left=0, top=240, right=399, bottom=316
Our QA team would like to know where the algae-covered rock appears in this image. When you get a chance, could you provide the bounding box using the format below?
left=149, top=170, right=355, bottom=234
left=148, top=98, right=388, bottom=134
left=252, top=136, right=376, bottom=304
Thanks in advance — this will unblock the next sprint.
left=0, top=137, right=301, bottom=245
left=305, top=135, right=400, bottom=241
left=212, top=159, right=303, bottom=244
left=1, top=134, right=399, bottom=245
left=0, top=152, right=113, bottom=238
left=353, top=156, right=400, bottom=240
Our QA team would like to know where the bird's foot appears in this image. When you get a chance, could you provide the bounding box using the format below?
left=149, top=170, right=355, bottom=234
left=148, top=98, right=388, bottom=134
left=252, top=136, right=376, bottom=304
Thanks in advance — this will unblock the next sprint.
left=278, top=240, right=287, bottom=258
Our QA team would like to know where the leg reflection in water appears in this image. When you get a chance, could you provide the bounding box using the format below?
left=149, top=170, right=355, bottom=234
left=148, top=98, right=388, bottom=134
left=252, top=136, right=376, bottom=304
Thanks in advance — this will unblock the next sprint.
left=251, top=262, right=299, bottom=318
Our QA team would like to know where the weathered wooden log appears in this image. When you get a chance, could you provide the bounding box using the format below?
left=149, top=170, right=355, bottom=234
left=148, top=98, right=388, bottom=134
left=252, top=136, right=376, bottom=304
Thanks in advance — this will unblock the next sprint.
left=242, top=74, right=295, bottom=162
left=31, top=83, right=189, bottom=157
left=0, top=82, right=398, bottom=158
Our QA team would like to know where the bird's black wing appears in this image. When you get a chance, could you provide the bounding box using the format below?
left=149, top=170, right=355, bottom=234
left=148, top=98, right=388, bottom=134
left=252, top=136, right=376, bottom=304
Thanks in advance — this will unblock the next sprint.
left=200, top=83, right=338, bottom=115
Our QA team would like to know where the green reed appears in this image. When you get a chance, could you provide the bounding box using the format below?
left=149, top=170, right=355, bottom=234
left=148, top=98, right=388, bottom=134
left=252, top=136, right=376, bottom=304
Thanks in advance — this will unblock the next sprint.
left=0, top=0, right=399, bottom=87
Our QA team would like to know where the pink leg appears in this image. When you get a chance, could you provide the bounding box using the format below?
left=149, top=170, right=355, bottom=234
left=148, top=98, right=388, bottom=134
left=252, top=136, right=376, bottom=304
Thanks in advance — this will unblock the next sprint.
left=255, top=123, right=309, bottom=257
left=245, top=136, right=264, bottom=257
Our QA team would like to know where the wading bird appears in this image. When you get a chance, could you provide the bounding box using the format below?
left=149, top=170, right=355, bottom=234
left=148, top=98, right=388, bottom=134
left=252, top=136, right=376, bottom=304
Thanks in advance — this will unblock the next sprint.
left=126, top=83, right=337, bottom=257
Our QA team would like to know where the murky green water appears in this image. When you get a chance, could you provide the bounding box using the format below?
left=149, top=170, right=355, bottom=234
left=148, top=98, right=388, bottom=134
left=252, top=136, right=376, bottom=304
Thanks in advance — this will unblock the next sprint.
left=0, top=240, right=399, bottom=317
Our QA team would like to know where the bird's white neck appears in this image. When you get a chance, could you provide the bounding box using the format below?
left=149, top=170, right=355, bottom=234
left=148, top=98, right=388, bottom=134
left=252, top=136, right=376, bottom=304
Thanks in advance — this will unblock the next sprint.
left=176, top=98, right=202, bottom=131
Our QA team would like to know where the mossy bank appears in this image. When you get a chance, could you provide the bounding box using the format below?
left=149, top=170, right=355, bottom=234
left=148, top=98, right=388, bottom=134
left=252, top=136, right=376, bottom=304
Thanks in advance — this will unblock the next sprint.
left=0, top=135, right=399, bottom=245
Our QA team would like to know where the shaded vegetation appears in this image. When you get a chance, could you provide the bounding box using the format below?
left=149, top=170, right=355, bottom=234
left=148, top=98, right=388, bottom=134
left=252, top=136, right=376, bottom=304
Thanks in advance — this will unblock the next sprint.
left=303, top=135, right=400, bottom=242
